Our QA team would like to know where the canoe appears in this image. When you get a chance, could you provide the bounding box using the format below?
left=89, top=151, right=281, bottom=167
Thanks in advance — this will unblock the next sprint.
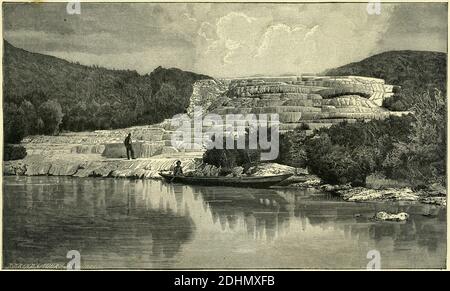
left=159, top=173, right=293, bottom=189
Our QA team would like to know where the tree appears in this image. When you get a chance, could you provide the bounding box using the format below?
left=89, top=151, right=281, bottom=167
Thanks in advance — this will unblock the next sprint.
left=4, top=144, right=27, bottom=161
left=3, top=102, right=26, bottom=143
left=153, top=83, right=180, bottom=120
left=277, top=129, right=308, bottom=168
left=38, top=100, right=64, bottom=135
left=384, top=90, right=446, bottom=185
left=97, top=102, right=113, bottom=129
left=19, top=100, right=38, bottom=136
left=24, top=90, right=48, bottom=108
left=305, top=134, right=372, bottom=186
left=134, top=95, right=145, bottom=120
left=302, top=115, right=414, bottom=186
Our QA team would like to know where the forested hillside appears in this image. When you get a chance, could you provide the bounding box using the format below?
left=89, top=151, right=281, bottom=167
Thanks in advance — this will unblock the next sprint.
left=3, top=40, right=211, bottom=142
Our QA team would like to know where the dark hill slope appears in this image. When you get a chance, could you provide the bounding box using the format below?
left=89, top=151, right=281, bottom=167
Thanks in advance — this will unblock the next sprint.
left=325, top=50, right=446, bottom=92
left=3, top=40, right=211, bottom=131
left=324, top=50, right=447, bottom=111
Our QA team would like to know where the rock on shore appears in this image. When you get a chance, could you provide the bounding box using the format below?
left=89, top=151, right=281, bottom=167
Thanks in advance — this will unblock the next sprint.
left=338, top=187, right=419, bottom=202
left=375, top=211, right=409, bottom=222
left=335, top=187, right=446, bottom=207
left=247, top=163, right=296, bottom=177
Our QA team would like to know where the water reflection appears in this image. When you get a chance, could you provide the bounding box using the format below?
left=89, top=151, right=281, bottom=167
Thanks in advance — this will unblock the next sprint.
left=3, top=176, right=446, bottom=269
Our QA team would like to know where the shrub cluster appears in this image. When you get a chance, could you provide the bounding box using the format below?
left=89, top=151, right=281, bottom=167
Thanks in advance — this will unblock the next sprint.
left=4, top=144, right=27, bottom=161
left=281, top=90, right=445, bottom=187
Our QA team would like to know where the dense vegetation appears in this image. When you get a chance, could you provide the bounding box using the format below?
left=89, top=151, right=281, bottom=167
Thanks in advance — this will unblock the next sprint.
left=325, top=50, right=447, bottom=111
left=3, top=40, right=211, bottom=142
left=3, top=144, right=27, bottom=161
left=278, top=116, right=412, bottom=185
left=203, top=133, right=262, bottom=174
left=309, top=51, right=447, bottom=186
left=278, top=90, right=445, bottom=187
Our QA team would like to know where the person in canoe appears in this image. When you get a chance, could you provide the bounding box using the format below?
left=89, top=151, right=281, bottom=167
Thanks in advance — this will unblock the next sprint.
left=170, top=160, right=184, bottom=182
left=124, top=133, right=135, bottom=160
left=173, top=160, right=183, bottom=176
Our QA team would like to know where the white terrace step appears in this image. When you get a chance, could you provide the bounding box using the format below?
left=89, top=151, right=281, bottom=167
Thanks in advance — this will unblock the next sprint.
left=251, top=106, right=322, bottom=114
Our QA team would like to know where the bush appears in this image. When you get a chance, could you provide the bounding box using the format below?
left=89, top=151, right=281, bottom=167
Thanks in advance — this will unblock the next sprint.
left=383, top=94, right=409, bottom=111
left=305, top=134, right=376, bottom=186
left=286, top=116, right=414, bottom=186
left=383, top=90, right=446, bottom=185
left=300, top=90, right=445, bottom=186
left=299, top=123, right=310, bottom=130
left=203, top=138, right=261, bottom=171
left=3, top=103, right=26, bottom=143
left=4, top=144, right=27, bottom=161
left=19, top=100, right=39, bottom=135
left=383, top=88, right=422, bottom=112
left=276, top=130, right=308, bottom=168
left=202, top=130, right=268, bottom=172
left=38, top=100, right=64, bottom=135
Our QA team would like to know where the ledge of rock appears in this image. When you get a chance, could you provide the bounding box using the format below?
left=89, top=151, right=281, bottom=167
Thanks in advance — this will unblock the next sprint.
left=335, top=186, right=447, bottom=207
left=375, top=211, right=409, bottom=222
left=4, top=157, right=202, bottom=179
left=247, top=163, right=296, bottom=177
left=419, top=197, right=447, bottom=207
left=337, top=187, right=420, bottom=202
left=286, top=175, right=322, bottom=188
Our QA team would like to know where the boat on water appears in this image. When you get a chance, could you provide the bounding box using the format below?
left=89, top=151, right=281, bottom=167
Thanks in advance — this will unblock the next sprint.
left=159, top=173, right=293, bottom=189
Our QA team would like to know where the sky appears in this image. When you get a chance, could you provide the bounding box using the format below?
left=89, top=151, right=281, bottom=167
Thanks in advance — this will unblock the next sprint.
left=3, top=2, right=447, bottom=78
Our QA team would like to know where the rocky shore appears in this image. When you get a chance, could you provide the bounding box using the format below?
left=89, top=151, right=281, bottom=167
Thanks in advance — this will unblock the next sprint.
left=318, top=183, right=447, bottom=207
left=4, top=153, right=299, bottom=180
left=5, top=153, right=445, bottom=208
left=3, top=154, right=202, bottom=179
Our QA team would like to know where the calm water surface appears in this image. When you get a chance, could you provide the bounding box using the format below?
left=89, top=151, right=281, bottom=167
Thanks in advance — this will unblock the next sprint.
left=3, top=176, right=446, bottom=269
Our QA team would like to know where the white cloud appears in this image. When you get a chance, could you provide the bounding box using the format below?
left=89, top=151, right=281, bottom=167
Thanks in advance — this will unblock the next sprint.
left=194, top=3, right=396, bottom=77
left=197, top=22, right=216, bottom=41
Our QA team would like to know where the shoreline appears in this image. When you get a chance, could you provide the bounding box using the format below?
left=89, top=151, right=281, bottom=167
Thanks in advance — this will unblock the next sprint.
left=4, top=155, right=446, bottom=208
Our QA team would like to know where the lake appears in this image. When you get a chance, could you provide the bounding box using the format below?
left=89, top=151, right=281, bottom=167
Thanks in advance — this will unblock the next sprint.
left=2, top=176, right=446, bottom=269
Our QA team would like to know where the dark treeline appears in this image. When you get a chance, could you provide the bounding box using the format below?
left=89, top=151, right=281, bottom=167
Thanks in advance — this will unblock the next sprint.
left=3, top=40, right=211, bottom=143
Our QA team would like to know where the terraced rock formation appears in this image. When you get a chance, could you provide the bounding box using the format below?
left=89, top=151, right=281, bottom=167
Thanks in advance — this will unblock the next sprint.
left=4, top=74, right=409, bottom=179
left=205, top=75, right=406, bottom=134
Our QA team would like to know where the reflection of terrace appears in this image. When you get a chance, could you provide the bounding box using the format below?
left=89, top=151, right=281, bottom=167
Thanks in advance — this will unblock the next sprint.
left=4, top=177, right=195, bottom=268
left=138, top=180, right=295, bottom=241
left=135, top=180, right=447, bottom=252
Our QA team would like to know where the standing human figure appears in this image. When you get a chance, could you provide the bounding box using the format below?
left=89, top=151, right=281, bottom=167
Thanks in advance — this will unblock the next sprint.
left=124, top=133, right=135, bottom=160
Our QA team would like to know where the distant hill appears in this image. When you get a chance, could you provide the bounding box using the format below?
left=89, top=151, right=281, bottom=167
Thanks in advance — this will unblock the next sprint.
left=324, top=50, right=447, bottom=111
left=324, top=50, right=447, bottom=91
left=3, top=40, right=211, bottom=133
